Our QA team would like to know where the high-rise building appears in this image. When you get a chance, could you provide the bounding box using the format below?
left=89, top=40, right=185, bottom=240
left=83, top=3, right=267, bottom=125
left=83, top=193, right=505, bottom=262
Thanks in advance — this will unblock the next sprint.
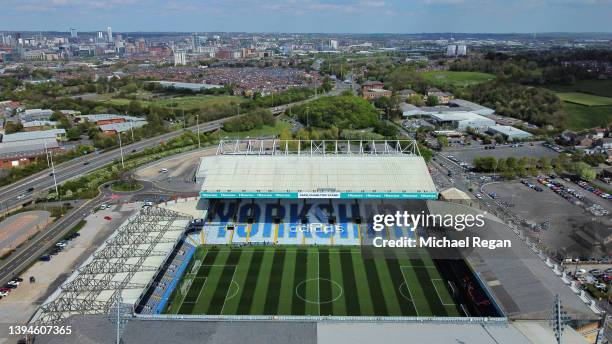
left=70, top=28, right=78, bottom=39
left=446, top=44, right=457, bottom=57
left=330, top=39, right=338, bottom=50
left=107, top=26, right=113, bottom=43
left=192, top=33, right=199, bottom=50
left=174, top=51, right=187, bottom=66
left=457, top=45, right=467, bottom=56
left=137, top=38, right=146, bottom=52
left=97, top=31, right=104, bottom=40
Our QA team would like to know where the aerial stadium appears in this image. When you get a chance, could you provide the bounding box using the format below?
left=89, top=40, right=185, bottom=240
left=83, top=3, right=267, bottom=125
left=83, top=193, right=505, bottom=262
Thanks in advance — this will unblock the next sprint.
left=30, top=139, right=605, bottom=343
left=31, top=139, right=502, bottom=326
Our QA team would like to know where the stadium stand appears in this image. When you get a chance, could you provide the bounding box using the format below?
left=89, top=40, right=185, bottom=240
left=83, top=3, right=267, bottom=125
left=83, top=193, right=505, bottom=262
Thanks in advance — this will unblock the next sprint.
left=197, top=198, right=418, bottom=246
left=138, top=240, right=196, bottom=314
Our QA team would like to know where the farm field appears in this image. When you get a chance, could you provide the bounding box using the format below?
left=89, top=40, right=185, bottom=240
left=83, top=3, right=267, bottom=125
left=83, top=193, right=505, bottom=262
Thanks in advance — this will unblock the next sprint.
left=556, top=92, right=612, bottom=106
left=419, top=71, right=495, bottom=87
left=546, top=79, right=612, bottom=98
left=562, top=102, right=612, bottom=130
left=165, top=245, right=461, bottom=317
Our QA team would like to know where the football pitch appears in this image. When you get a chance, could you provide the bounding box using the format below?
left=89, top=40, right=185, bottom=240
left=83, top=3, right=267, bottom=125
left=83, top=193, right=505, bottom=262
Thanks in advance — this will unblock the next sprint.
left=164, top=246, right=461, bottom=317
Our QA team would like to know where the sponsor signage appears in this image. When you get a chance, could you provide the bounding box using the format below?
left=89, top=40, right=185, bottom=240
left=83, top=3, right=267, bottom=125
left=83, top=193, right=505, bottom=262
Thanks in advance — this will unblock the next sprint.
left=200, top=191, right=438, bottom=199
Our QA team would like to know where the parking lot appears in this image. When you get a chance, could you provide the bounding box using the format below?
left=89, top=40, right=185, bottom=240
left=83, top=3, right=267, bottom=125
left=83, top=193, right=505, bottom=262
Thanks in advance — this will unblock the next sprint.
left=483, top=180, right=611, bottom=258
left=445, top=142, right=559, bottom=163
left=0, top=204, right=139, bottom=342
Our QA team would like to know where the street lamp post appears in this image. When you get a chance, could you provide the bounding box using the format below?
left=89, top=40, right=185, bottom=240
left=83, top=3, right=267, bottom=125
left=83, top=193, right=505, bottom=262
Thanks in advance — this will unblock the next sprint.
left=49, top=146, right=59, bottom=200
left=118, top=132, right=125, bottom=169
left=196, top=114, right=201, bottom=148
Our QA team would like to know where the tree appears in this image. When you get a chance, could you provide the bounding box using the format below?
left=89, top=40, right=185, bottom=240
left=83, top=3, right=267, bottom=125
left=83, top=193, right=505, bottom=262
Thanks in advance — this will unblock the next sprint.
left=406, top=94, right=425, bottom=106
left=426, top=95, right=439, bottom=106
left=292, top=95, right=379, bottom=129
left=418, top=143, right=433, bottom=162
left=571, top=162, right=596, bottom=181
left=517, top=157, right=529, bottom=177
left=66, top=128, right=81, bottom=140
left=321, top=76, right=333, bottom=93
left=4, top=121, right=23, bottom=134
left=473, top=156, right=497, bottom=172
left=436, top=135, right=449, bottom=149
left=539, top=157, right=552, bottom=175
left=127, top=100, right=143, bottom=115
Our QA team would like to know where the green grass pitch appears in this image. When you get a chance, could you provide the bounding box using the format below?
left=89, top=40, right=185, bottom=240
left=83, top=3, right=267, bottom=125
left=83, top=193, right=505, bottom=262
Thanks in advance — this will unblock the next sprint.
left=164, top=246, right=461, bottom=317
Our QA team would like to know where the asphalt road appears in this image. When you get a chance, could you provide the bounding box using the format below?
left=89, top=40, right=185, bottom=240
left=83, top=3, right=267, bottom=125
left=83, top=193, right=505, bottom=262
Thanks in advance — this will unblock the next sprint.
left=0, top=119, right=226, bottom=212
left=0, top=180, right=195, bottom=286
left=0, top=90, right=341, bottom=212
left=0, top=87, right=341, bottom=287
left=0, top=193, right=104, bottom=286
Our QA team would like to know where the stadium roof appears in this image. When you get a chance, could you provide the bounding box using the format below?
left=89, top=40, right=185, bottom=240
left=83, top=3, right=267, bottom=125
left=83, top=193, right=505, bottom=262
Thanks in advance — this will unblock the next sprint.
left=31, top=207, right=192, bottom=325
left=198, top=155, right=437, bottom=198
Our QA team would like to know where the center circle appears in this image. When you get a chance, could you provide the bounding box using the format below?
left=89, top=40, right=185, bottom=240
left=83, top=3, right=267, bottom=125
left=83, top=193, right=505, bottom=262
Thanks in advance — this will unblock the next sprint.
left=295, top=278, right=343, bottom=304
left=226, top=280, right=240, bottom=300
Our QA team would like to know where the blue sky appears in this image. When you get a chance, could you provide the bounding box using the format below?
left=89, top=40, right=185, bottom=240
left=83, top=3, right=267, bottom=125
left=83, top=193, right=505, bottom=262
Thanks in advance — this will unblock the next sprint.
left=1, top=0, right=611, bottom=33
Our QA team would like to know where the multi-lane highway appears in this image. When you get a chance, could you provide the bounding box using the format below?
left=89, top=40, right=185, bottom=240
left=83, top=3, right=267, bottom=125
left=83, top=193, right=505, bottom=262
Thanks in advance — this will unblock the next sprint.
left=0, top=179, right=195, bottom=286
left=0, top=89, right=342, bottom=286
left=0, top=90, right=339, bottom=211
left=0, top=119, right=226, bottom=211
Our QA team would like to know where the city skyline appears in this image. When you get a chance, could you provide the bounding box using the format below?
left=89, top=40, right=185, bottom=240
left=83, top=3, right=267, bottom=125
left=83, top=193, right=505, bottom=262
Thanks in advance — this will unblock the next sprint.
left=1, top=0, right=612, bottom=33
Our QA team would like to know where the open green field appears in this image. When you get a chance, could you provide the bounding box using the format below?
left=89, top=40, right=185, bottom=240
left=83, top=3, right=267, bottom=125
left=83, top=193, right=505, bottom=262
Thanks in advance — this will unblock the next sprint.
left=420, top=71, right=495, bottom=87
left=220, top=120, right=292, bottom=139
left=165, top=245, right=461, bottom=317
left=98, top=95, right=244, bottom=110
left=556, top=92, right=612, bottom=106
left=563, top=102, right=612, bottom=130
left=546, top=79, right=612, bottom=98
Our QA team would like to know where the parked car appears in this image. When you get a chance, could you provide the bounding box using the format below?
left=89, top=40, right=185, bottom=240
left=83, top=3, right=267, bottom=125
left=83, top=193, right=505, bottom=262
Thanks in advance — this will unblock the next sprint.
left=589, top=269, right=604, bottom=277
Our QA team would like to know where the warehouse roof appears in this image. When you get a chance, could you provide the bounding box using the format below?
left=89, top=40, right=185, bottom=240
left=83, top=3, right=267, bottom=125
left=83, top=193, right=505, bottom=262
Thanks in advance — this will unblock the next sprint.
left=154, top=81, right=223, bottom=90
left=22, top=120, right=58, bottom=128
left=430, top=111, right=494, bottom=122
left=487, top=125, right=532, bottom=137
left=1, top=129, right=66, bottom=143
left=0, top=139, right=59, bottom=159
left=198, top=155, right=436, bottom=194
left=449, top=99, right=495, bottom=115
left=78, top=114, right=146, bottom=123
left=99, top=121, right=148, bottom=133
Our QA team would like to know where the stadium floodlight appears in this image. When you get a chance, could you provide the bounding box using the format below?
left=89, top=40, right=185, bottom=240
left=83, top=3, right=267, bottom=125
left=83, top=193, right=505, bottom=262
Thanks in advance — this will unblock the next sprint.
left=549, top=294, right=572, bottom=344
left=215, top=139, right=420, bottom=156
left=107, top=293, right=131, bottom=344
